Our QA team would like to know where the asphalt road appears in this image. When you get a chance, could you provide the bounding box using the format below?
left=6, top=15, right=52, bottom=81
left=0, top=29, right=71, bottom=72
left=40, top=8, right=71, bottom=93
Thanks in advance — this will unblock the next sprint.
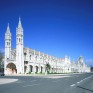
left=0, top=73, right=93, bottom=93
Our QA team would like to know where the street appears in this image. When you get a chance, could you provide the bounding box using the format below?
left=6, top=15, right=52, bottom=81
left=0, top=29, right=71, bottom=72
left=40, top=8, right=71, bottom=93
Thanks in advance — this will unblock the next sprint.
left=0, top=73, right=93, bottom=93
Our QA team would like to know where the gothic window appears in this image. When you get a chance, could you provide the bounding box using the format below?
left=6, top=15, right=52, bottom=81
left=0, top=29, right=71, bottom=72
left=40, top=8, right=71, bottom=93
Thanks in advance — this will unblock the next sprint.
left=24, top=61, right=28, bottom=64
left=40, top=57, right=42, bottom=60
left=19, top=38, right=20, bottom=42
left=7, top=58, right=9, bottom=60
left=7, top=42, right=8, bottom=45
left=30, top=55, right=31, bottom=60
left=24, top=53, right=26, bottom=59
left=35, top=56, right=37, bottom=61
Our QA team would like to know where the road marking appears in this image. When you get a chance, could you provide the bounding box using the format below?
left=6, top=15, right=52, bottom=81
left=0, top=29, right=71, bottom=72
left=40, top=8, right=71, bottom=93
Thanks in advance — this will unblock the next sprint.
left=77, top=76, right=92, bottom=84
left=71, top=75, right=93, bottom=87
left=30, top=80, right=36, bottom=82
left=70, top=84, right=75, bottom=87
left=23, top=83, right=39, bottom=87
left=77, top=82, right=80, bottom=84
left=80, top=80, right=83, bottom=82
left=81, top=75, right=93, bottom=81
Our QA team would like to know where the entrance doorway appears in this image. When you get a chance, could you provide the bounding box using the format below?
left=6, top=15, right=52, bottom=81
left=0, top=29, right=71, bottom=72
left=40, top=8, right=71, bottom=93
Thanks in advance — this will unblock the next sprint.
left=36, top=66, right=38, bottom=73
left=30, top=65, right=33, bottom=72
left=6, top=63, right=17, bottom=74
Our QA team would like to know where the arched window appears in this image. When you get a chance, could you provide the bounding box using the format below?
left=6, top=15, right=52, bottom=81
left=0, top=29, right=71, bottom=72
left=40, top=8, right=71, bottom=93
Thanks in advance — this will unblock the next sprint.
left=30, top=55, right=31, bottom=60
left=7, top=42, right=8, bottom=45
left=24, top=53, right=26, bottom=59
left=19, top=38, right=20, bottom=42
left=40, top=57, right=42, bottom=60
left=35, top=56, right=37, bottom=61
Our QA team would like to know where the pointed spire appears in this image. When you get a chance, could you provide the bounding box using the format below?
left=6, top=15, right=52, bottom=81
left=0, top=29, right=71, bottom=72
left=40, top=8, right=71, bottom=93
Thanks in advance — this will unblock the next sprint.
left=18, top=17, right=22, bottom=28
left=19, top=17, right=21, bottom=24
left=6, top=23, right=10, bottom=33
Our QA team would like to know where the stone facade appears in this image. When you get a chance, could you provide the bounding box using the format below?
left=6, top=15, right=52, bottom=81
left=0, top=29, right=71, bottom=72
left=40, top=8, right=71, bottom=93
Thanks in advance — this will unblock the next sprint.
left=4, top=18, right=90, bottom=75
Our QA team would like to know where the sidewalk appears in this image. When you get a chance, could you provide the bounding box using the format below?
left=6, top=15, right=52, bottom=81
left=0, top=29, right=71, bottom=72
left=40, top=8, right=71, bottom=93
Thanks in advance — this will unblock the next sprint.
left=0, top=78, right=18, bottom=85
left=0, top=73, right=70, bottom=85
left=5, top=72, right=83, bottom=79
left=5, top=72, right=83, bottom=76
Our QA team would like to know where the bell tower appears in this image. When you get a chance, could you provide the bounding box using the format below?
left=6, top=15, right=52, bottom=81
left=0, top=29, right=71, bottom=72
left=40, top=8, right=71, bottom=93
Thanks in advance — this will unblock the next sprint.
left=16, top=17, right=24, bottom=74
left=5, top=23, right=12, bottom=74
left=5, top=23, right=11, bottom=60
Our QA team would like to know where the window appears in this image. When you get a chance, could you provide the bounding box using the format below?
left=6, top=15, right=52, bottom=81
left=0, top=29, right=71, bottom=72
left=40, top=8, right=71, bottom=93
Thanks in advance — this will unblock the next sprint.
left=30, top=55, right=31, bottom=60
left=19, top=38, right=20, bottom=42
left=24, top=61, right=28, bottom=64
left=7, top=42, right=8, bottom=45
left=35, top=56, right=37, bottom=61
left=24, top=53, right=26, bottom=59
left=40, top=57, right=42, bottom=60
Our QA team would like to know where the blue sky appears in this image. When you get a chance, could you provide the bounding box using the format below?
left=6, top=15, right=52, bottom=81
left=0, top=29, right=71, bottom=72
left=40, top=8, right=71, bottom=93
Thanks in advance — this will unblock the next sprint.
left=0, top=0, right=93, bottom=66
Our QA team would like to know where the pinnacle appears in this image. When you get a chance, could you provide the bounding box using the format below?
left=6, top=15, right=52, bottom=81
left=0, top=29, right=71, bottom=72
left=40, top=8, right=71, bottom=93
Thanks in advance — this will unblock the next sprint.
left=6, top=23, right=10, bottom=33
left=18, top=17, right=22, bottom=28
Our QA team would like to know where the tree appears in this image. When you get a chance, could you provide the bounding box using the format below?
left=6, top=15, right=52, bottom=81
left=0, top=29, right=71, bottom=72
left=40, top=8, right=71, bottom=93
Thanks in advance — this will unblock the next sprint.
left=45, top=63, right=51, bottom=74
left=0, top=51, right=4, bottom=72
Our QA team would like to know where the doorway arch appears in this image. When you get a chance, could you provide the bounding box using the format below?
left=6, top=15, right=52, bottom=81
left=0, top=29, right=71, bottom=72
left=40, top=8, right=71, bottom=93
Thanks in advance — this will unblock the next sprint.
left=30, top=65, right=33, bottom=72
left=6, top=63, right=17, bottom=74
left=41, top=66, right=43, bottom=73
left=35, top=66, right=38, bottom=73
